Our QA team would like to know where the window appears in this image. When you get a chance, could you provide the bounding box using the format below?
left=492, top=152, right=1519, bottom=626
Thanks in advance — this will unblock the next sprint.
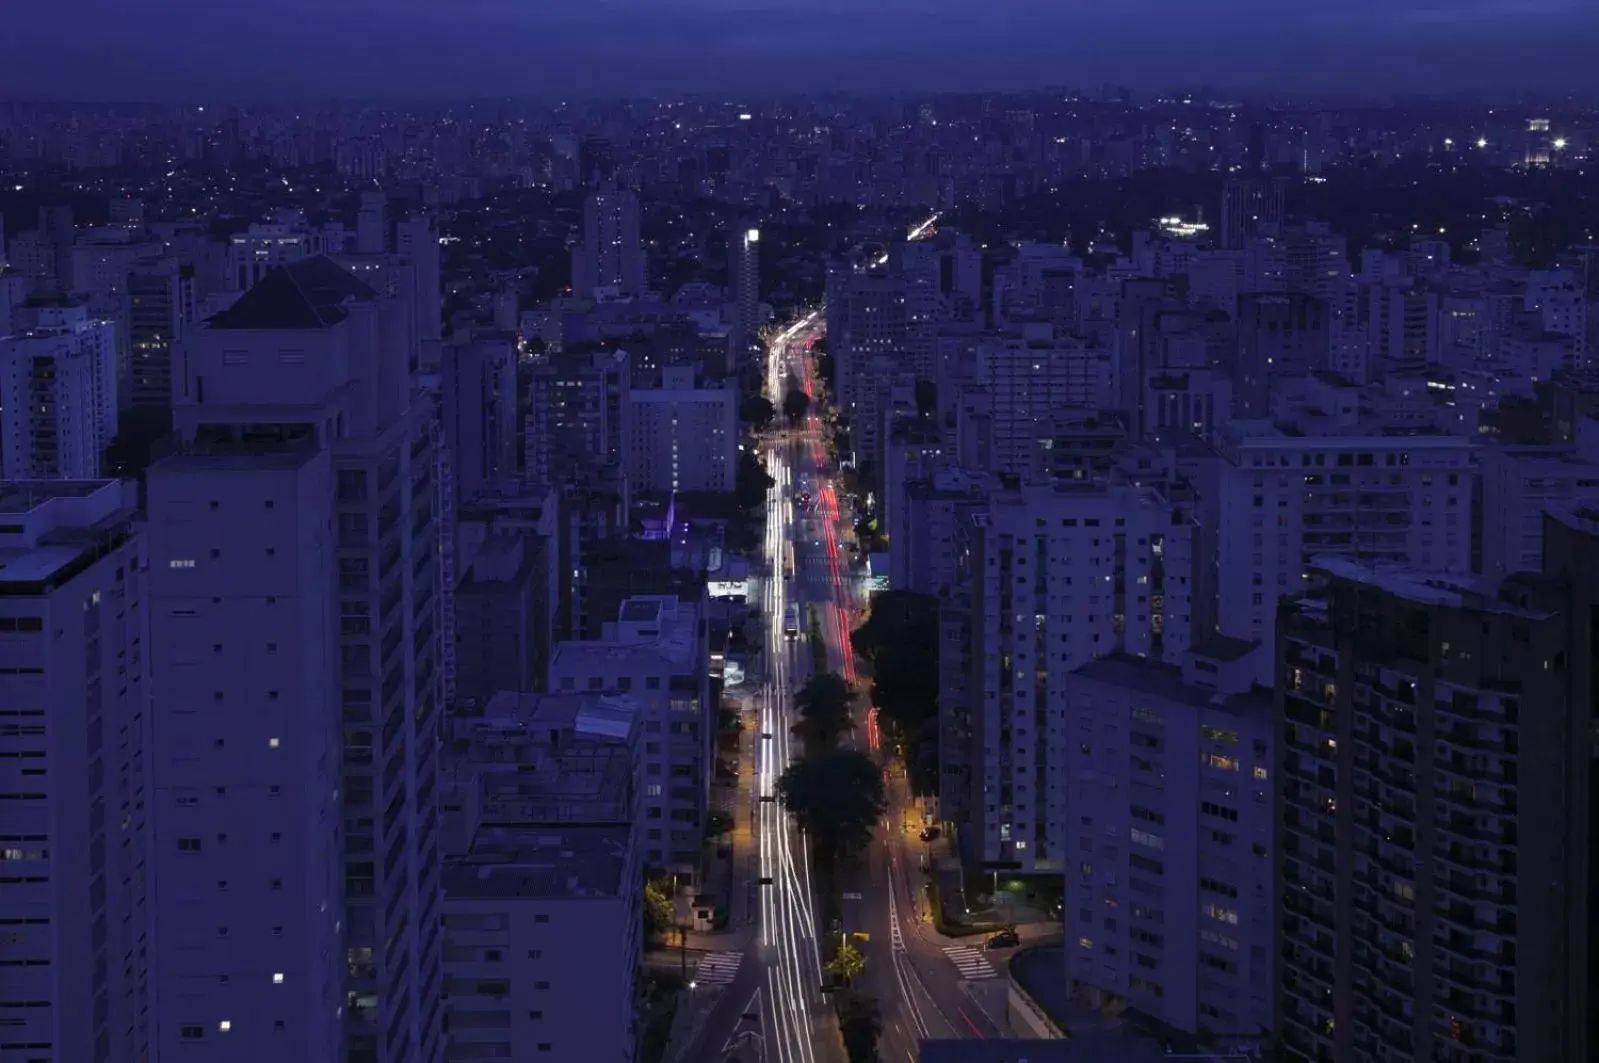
left=1077, top=936, right=1093, bottom=950
left=178, top=837, right=202, bottom=852
left=272, top=973, right=284, bottom=984
left=1203, top=904, right=1239, bottom=925
left=169, top=559, right=196, bottom=569
left=268, top=737, right=280, bottom=749
left=1203, top=753, right=1239, bottom=771
left=180, top=1026, right=204, bottom=1040
left=218, top=1020, right=232, bottom=1033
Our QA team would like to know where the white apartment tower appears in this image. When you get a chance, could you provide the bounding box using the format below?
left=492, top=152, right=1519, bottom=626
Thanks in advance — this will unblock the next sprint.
left=1204, top=420, right=1475, bottom=680
left=356, top=191, right=388, bottom=256
left=148, top=256, right=443, bottom=1063
left=0, top=301, right=119, bottom=480
left=1059, top=647, right=1274, bottom=1045
left=0, top=480, right=152, bottom=1063
left=626, top=366, right=738, bottom=493
left=966, top=482, right=1193, bottom=873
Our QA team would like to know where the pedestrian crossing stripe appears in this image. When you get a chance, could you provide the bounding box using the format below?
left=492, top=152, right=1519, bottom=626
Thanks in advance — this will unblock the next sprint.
left=694, top=951, right=744, bottom=986
left=942, top=945, right=999, bottom=981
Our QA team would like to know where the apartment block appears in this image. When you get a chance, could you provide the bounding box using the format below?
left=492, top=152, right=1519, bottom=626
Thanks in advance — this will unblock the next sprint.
left=1274, top=559, right=1577, bottom=1062
left=0, top=481, right=151, bottom=1063
left=966, top=481, right=1193, bottom=873
left=1060, top=643, right=1273, bottom=1045
left=547, top=594, right=711, bottom=881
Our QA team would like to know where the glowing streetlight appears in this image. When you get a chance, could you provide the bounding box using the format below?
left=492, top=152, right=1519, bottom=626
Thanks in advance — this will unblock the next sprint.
left=1554, top=137, right=1568, bottom=150
left=1476, top=138, right=1488, bottom=149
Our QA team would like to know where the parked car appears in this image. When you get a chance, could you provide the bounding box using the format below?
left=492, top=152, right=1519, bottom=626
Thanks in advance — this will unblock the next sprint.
left=985, top=928, right=1021, bottom=950
left=918, top=825, right=941, bottom=842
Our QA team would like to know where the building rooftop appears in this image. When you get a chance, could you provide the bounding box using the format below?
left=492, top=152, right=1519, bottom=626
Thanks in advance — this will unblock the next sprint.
left=1071, top=653, right=1272, bottom=718
left=208, top=255, right=376, bottom=330
left=1306, top=556, right=1552, bottom=618
left=443, top=824, right=631, bottom=901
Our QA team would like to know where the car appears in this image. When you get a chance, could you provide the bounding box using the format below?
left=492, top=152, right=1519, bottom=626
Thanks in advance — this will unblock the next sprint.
left=918, top=825, right=941, bottom=842
left=985, top=929, right=1021, bottom=950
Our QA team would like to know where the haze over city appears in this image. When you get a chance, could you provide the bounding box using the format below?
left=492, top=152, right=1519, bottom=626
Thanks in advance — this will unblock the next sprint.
left=5, top=0, right=1599, bottom=99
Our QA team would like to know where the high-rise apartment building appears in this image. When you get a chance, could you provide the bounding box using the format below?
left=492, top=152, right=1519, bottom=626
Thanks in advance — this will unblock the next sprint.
left=356, top=190, right=387, bottom=255
left=625, top=366, right=738, bottom=493
left=128, top=256, right=187, bottom=411
left=547, top=595, right=711, bottom=882
left=525, top=349, right=630, bottom=486
left=572, top=188, right=645, bottom=298
left=966, top=482, right=1193, bottom=873
left=1275, top=558, right=1580, bottom=1062
left=146, top=256, right=443, bottom=1063
left=1219, top=179, right=1286, bottom=251
left=1060, top=643, right=1274, bottom=1043
left=0, top=480, right=151, bottom=1063
left=0, top=300, right=119, bottom=479
left=731, top=225, right=761, bottom=362
left=440, top=331, right=518, bottom=511
left=1235, top=293, right=1329, bottom=416
left=972, top=326, right=1115, bottom=474
left=1204, top=420, right=1475, bottom=678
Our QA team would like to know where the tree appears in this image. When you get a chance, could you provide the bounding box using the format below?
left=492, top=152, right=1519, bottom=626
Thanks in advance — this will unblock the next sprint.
left=778, top=749, right=886, bottom=874
left=826, top=935, right=867, bottom=985
left=792, top=672, right=853, bottom=755
left=852, top=591, right=941, bottom=794
left=705, top=811, right=733, bottom=839
left=740, top=394, right=777, bottom=431
left=837, top=991, right=882, bottom=1063
left=735, top=451, right=775, bottom=511
left=782, top=386, right=812, bottom=424
left=643, top=874, right=676, bottom=939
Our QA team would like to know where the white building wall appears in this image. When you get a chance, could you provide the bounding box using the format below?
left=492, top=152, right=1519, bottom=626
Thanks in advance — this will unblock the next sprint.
left=625, top=370, right=737, bottom=493
left=442, top=884, right=638, bottom=1062
left=145, top=452, right=345, bottom=1062
left=1210, top=426, right=1475, bottom=679
left=0, top=482, right=151, bottom=1063
left=0, top=310, right=117, bottom=479
left=1059, top=661, right=1274, bottom=1041
left=970, top=483, right=1192, bottom=873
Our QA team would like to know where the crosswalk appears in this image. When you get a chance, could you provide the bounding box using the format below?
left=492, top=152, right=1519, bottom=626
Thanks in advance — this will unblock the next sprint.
left=694, top=951, right=744, bottom=987
left=942, top=945, right=999, bottom=981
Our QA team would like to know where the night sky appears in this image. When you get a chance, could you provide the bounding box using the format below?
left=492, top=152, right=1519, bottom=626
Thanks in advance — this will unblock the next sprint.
left=6, top=0, right=1598, bottom=101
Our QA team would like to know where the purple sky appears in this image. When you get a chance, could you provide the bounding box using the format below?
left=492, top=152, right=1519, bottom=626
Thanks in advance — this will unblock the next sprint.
left=5, top=0, right=1596, bottom=100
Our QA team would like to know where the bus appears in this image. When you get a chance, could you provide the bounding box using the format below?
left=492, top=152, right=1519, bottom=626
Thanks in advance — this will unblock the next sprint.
left=783, top=603, right=801, bottom=640
left=783, top=544, right=794, bottom=581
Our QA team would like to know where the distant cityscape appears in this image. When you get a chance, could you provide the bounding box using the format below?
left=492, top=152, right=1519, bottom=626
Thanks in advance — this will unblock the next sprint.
left=0, top=85, right=1597, bottom=1063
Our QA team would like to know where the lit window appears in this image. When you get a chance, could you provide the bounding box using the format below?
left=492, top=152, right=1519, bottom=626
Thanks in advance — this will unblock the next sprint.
left=272, top=973, right=284, bottom=984
left=268, top=738, right=280, bottom=749
left=218, top=1021, right=232, bottom=1033
left=169, top=559, right=196, bottom=569
left=1077, top=936, right=1093, bottom=950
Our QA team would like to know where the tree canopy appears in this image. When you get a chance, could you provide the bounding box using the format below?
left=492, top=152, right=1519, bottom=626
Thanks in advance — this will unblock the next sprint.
left=851, top=590, right=941, bottom=795
left=792, top=672, right=854, bottom=756
left=735, top=451, right=775, bottom=511
left=782, top=386, right=812, bottom=424
left=838, top=991, right=882, bottom=1063
left=778, top=748, right=886, bottom=871
left=740, top=394, right=777, bottom=431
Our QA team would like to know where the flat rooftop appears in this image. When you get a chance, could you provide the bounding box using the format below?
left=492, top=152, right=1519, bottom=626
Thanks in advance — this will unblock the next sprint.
left=443, top=824, right=630, bottom=901
left=1070, top=653, right=1271, bottom=719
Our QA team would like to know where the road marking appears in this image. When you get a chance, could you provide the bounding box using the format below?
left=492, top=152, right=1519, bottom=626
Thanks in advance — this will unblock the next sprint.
left=942, top=945, right=999, bottom=981
left=694, top=951, right=744, bottom=987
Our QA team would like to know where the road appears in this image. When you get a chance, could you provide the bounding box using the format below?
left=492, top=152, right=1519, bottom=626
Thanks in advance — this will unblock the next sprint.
left=678, top=315, right=833, bottom=1063
left=785, top=331, right=1003, bottom=1061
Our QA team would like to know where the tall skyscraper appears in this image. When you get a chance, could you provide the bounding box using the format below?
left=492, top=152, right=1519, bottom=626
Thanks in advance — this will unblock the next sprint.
left=1235, top=293, right=1329, bottom=415
left=571, top=187, right=645, bottom=298
left=145, top=256, right=443, bottom=1063
left=0, top=300, right=119, bottom=479
left=440, top=330, right=518, bottom=510
left=1275, top=557, right=1583, bottom=1062
left=1219, top=179, right=1286, bottom=251
left=732, top=225, right=760, bottom=362
left=394, top=216, right=442, bottom=343
left=128, top=256, right=186, bottom=411
left=0, top=480, right=152, bottom=1063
